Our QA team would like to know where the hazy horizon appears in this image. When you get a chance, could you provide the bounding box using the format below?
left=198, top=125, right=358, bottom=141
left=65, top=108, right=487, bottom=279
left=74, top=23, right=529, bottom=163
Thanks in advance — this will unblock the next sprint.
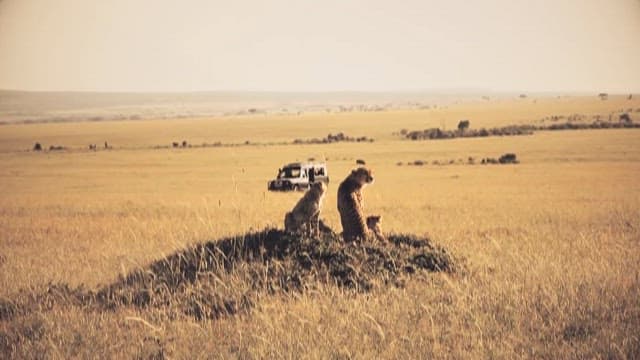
left=1, top=0, right=639, bottom=93
left=0, top=88, right=615, bottom=95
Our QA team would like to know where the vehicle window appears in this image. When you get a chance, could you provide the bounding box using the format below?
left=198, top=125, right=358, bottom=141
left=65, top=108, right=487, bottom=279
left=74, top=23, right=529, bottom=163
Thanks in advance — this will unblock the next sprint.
left=279, top=166, right=301, bottom=178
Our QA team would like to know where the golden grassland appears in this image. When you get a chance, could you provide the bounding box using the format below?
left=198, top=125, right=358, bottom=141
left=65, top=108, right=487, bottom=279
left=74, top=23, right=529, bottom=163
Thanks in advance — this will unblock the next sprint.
left=1, top=95, right=638, bottom=151
left=0, top=96, right=639, bottom=358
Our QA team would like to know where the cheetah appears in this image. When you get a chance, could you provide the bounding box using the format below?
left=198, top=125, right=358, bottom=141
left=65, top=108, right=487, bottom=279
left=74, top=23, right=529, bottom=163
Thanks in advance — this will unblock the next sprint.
left=366, top=215, right=387, bottom=242
left=284, top=181, right=327, bottom=236
left=337, top=167, right=374, bottom=242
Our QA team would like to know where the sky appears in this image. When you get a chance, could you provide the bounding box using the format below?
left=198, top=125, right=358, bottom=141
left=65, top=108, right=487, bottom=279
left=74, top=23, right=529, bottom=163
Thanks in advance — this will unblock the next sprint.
left=0, top=0, right=639, bottom=93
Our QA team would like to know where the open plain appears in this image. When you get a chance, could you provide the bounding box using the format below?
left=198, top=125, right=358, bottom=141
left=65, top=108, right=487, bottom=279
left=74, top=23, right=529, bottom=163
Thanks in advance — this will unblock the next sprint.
left=1, top=95, right=639, bottom=358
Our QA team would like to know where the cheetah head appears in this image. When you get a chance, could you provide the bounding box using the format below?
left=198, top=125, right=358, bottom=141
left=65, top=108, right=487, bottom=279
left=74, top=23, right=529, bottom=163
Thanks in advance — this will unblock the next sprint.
left=366, top=215, right=381, bottom=229
left=351, top=167, right=374, bottom=186
left=310, top=181, right=327, bottom=195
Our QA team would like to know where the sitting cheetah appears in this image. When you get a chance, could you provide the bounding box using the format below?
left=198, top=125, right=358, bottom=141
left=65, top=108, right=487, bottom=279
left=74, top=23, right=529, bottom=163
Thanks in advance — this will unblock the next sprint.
left=284, top=181, right=327, bottom=236
left=337, top=167, right=374, bottom=242
left=366, top=215, right=387, bottom=242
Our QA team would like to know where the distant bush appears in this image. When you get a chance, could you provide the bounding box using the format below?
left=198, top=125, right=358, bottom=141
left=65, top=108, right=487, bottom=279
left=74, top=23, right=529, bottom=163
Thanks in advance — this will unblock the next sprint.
left=478, top=154, right=519, bottom=165
left=405, top=125, right=535, bottom=141
left=33, top=143, right=42, bottom=151
left=293, top=132, right=374, bottom=145
left=401, top=117, right=639, bottom=141
left=544, top=121, right=640, bottom=130
left=396, top=154, right=518, bottom=167
left=498, top=153, right=518, bottom=164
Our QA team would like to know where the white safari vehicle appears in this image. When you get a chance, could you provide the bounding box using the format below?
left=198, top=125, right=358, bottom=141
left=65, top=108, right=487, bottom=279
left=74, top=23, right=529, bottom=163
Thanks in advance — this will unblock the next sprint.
left=268, top=162, right=329, bottom=191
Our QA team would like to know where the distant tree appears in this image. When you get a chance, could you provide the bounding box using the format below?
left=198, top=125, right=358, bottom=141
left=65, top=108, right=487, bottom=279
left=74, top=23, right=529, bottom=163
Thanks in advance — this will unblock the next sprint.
left=457, top=120, right=470, bottom=132
left=598, top=93, right=608, bottom=100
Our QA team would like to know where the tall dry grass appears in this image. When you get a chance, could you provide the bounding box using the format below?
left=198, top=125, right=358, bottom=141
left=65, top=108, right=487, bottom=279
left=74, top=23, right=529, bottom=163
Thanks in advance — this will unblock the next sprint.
left=0, top=98, right=639, bottom=358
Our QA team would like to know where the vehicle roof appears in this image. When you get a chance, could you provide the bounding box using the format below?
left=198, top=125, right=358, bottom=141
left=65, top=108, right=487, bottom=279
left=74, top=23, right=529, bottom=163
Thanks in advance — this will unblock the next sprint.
left=283, top=162, right=326, bottom=168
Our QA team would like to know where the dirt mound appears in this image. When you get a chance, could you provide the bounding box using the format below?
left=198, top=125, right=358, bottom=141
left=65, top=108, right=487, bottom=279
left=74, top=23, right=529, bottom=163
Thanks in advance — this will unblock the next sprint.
left=2, top=229, right=459, bottom=321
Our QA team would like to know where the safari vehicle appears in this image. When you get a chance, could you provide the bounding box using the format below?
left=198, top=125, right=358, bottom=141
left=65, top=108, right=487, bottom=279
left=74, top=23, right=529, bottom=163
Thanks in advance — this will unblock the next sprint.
left=268, top=162, right=329, bottom=191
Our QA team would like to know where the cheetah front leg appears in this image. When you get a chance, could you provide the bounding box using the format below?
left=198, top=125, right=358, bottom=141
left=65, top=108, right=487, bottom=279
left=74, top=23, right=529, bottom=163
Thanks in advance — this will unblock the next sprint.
left=311, top=211, right=320, bottom=237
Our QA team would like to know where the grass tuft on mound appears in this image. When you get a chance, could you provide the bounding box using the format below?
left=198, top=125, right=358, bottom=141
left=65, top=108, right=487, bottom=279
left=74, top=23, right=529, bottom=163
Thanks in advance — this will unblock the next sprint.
left=5, top=229, right=459, bottom=321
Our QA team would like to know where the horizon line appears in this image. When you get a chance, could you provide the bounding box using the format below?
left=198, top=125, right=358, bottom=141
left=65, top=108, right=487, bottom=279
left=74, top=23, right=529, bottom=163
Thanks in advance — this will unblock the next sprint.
left=0, top=88, right=634, bottom=96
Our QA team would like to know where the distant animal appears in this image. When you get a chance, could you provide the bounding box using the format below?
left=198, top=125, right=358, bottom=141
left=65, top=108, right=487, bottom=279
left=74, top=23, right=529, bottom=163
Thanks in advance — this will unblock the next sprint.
left=337, top=167, right=375, bottom=242
left=284, top=181, right=327, bottom=236
left=366, top=215, right=386, bottom=242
